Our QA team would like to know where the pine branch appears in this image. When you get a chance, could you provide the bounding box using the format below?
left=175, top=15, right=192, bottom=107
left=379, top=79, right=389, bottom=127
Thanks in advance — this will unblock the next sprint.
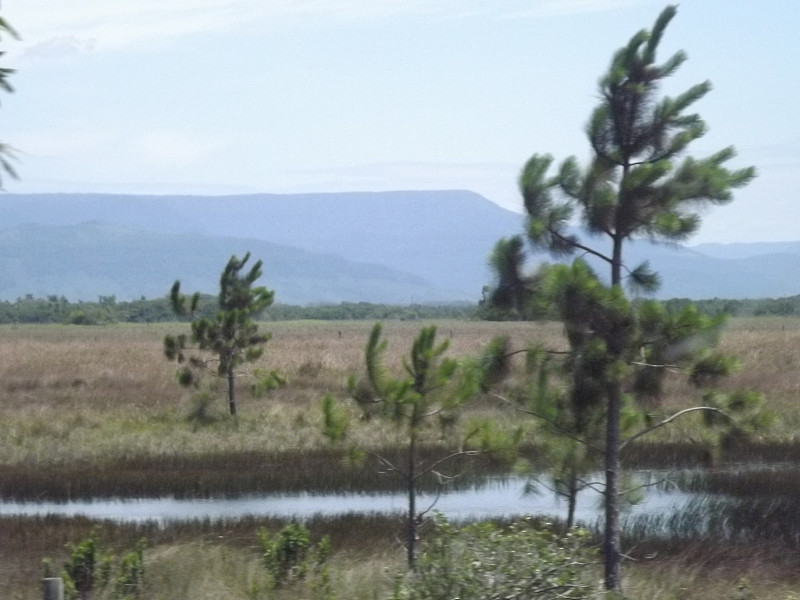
left=488, top=392, right=604, bottom=455
left=621, top=406, right=734, bottom=449
left=412, top=449, right=480, bottom=483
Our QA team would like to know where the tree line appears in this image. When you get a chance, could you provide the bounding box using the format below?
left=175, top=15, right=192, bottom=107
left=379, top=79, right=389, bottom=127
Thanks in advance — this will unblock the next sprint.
left=0, top=295, right=476, bottom=325
left=0, top=293, right=798, bottom=325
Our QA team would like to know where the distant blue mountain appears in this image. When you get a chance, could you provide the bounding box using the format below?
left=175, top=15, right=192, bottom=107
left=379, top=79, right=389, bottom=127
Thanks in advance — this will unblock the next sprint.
left=0, top=191, right=523, bottom=303
left=0, top=191, right=798, bottom=302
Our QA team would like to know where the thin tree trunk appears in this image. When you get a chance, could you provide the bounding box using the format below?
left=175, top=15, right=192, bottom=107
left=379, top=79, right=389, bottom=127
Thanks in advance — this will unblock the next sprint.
left=604, top=380, right=622, bottom=590
left=604, top=234, right=624, bottom=591
left=566, top=466, right=578, bottom=530
left=406, top=433, right=417, bottom=569
left=227, top=364, right=237, bottom=416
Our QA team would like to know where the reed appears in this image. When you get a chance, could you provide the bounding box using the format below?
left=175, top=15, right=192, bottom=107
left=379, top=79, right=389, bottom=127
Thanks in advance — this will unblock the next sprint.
left=0, top=445, right=538, bottom=500
left=2, top=513, right=799, bottom=599
left=4, top=318, right=800, bottom=597
left=2, top=318, right=800, bottom=498
left=0, top=513, right=406, bottom=599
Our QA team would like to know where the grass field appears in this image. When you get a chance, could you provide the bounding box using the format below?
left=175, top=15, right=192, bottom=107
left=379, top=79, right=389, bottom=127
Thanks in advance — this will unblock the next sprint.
left=2, top=317, right=800, bottom=598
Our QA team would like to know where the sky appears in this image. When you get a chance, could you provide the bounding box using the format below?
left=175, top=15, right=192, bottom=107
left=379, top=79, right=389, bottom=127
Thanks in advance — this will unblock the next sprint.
left=1, top=0, right=798, bottom=244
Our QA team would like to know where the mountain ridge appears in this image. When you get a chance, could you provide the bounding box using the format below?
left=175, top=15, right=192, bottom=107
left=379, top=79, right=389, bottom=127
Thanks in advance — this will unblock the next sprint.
left=0, top=191, right=798, bottom=303
left=0, top=221, right=459, bottom=304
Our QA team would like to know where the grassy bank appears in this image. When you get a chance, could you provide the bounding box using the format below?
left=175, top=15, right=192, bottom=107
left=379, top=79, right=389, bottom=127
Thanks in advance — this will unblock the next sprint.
left=2, top=515, right=800, bottom=599
left=0, top=321, right=553, bottom=488
left=0, top=318, right=799, bottom=497
left=2, top=318, right=797, bottom=459
left=3, top=318, right=800, bottom=597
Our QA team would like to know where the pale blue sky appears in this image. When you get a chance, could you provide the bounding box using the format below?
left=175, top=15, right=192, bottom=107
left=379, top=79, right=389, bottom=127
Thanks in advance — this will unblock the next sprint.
left=3, top=1, right=798, bottom=244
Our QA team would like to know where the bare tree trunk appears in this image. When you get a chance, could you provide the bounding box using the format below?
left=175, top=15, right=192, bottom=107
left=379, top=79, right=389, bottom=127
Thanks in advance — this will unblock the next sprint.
left=604, top=235, right=624, bottom=591
left=566, top=467, right=578, bottom=530
left=227, top=364, right=237, bottom=416
left=604, top=381, right=622, bottom=590
left=406, top=434, right=417, bottom=569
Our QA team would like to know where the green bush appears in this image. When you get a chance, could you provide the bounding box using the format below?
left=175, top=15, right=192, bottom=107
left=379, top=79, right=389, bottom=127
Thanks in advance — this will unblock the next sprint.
left=389, top=516, right=598, bottom=600
left=56, top=534, right=145, bottom=600
left=258, top=522, right=330, bottom=591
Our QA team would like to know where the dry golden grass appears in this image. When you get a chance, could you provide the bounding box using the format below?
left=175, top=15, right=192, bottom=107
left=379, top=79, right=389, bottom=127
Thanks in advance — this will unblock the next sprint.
left=0, top=320, right=556, bottom=466
left=0, top=514, right=408, bottom=600
left=622, top=541, right=800, bottom=600
left=5, top=318, right=800, bottom=597
left=0, top=317, right=798, bottom=471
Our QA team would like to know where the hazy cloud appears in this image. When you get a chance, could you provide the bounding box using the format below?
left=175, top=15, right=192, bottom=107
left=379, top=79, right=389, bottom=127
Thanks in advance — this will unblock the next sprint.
left=7, top=0, right=650, bottom=61
left=21, top=36, right=96, bottom=61
left=134, top=131, right=219, bottom=167
left=272, top=160, right=522, bottom=211
left=11, top=125, right=117, bottom=158
left=501, top=0, right=645, bottom=19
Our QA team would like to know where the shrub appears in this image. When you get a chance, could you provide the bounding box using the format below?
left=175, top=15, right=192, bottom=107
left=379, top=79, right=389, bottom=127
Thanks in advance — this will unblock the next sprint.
left=258, top=522, right=330, bottom=591
left=389, top=515, right=598, bottom=600
left=56, top=534, right=146, bottom=600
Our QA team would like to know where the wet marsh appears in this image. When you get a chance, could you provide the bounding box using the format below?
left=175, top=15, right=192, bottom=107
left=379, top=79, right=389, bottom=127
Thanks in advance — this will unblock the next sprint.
left=3, top=318, right=800, bottom=597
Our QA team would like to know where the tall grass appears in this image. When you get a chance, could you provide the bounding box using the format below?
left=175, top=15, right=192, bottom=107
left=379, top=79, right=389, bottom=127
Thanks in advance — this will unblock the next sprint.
left=4, top=318, right=800, bottom=597
left=0, top=320, right=549, bottom=495
left=1, top=319, right=800, bottom=499
left=0, top=514, right=406, bottom=599
left=2, top=513, right=799, bottom=599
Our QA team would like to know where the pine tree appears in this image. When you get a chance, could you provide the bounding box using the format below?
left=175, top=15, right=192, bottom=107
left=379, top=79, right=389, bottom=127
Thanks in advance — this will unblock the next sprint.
left=0, top=16, right=18, bottom=185
left=323, top=323, right=512, bottom=569
left=489, top=5, right=756, bottom=591
left=164, top=252, right=275, bottom=416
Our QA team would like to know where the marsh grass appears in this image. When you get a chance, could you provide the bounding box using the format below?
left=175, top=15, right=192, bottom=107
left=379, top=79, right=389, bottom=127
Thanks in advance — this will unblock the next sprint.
left=0, top=514, right=406, bottom=599
left=0, top=320, right=548, bottom=496
left=3, top=513, right=799, bottom=600
left=621, top=542, right=800, bottom=600
left=1, top=319, right=800, bottom=499
left=4, top=319, right=800, bottom=597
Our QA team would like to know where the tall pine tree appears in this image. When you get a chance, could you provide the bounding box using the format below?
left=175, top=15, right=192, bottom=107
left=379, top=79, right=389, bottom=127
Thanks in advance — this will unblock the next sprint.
left=490, top=5, right=755, bottom=591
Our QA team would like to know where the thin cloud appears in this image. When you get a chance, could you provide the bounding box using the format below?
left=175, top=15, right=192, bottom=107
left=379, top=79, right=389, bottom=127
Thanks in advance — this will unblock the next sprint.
left=8, top=0, right=650, bottom=62
left=11, top=124, right=119, bottom=158
left=134, top=130, right=220, bottom=167
left=500, top=0, right=646, bottom=19
left=271, top=160, right=522, bottom=211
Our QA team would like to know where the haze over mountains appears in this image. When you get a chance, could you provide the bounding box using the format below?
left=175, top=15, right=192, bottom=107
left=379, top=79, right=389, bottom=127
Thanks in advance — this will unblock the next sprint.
left=0, top=191, right=798, bottom=304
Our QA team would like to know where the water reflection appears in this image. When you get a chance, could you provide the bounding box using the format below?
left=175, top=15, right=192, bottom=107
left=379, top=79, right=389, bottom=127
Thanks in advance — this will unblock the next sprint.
left=0, top=476, right=694, bottom=524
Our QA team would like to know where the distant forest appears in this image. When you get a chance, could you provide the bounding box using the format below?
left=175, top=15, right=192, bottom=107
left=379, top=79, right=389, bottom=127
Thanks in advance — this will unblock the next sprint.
left=0, top=293, right=798, bottom=325
left=0, top=294, right=477, bottom=325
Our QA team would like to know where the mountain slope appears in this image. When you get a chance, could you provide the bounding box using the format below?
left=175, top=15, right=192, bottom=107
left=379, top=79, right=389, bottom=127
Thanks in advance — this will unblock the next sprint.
left=2, top=191, right=800, bottom=302
left=0, top=191, right=524, bottom=300
left=0, top=223, right=459, bottom=304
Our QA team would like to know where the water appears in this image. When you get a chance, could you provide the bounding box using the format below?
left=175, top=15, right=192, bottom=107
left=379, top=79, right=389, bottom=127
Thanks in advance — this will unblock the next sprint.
left=0, top=475, right=695, bottom=525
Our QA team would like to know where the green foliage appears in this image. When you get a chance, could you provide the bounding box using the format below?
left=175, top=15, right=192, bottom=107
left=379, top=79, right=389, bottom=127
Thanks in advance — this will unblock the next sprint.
left=64, top=297, right=118, bottom=325
left=250, top=368, right=287, bottom=398
left=186, top=388, right=226, bottom=428
left=6, top=291, right=800, bottom=324
left=265, top=300, right=477, bottom=321
left=0, top=16, right=17, bottom=186
left=470, top=417, right=523, bottom=464
left=389, top=515, right=598, bottom=600
left=258, top=523, right=330, bottom=591
left=321, top=394, right=349, bottom=442
left=164, top=252, right=277, bottom=416
left=325, top=323, right=488, bottom=568
left=58, top=534, right=146, bottom=600
left=482, top=5, right=757, bottom=591
left=62, top=534, right=104, bottom=599
left=351, top=323, right=477, bottom=430
left=114, top=539, right=146, bottom=600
